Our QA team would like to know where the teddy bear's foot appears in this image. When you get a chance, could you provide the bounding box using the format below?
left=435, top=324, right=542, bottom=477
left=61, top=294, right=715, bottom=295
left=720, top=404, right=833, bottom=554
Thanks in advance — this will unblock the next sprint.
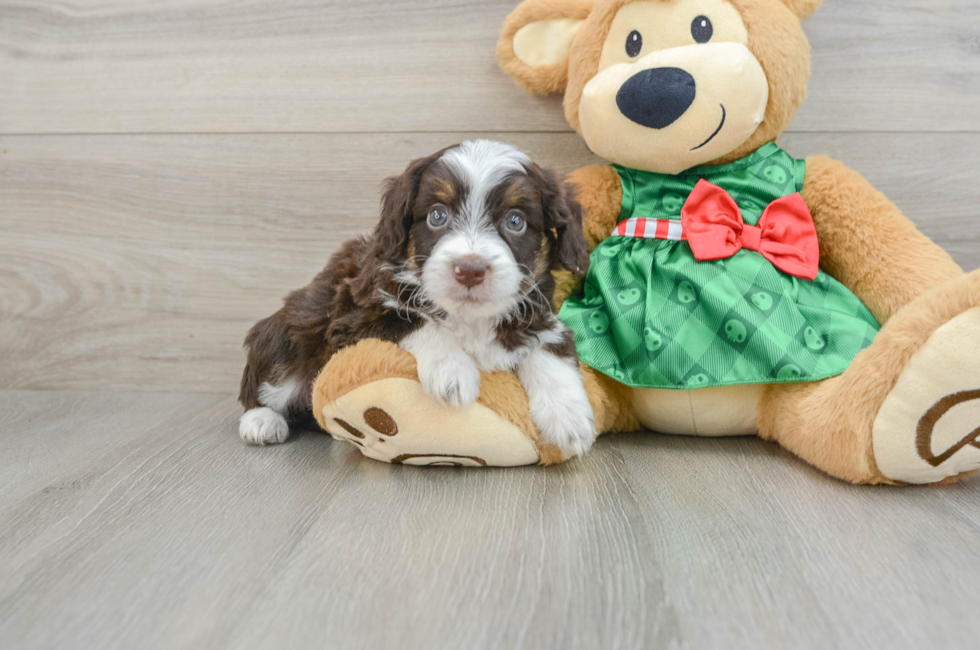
left=311, top=339, right=555, bottom=467
left=320, top=377, right=540, bottom=466
left=873, top=307, right=980, bottom=484
left=761, top=270, right=980, bottom=485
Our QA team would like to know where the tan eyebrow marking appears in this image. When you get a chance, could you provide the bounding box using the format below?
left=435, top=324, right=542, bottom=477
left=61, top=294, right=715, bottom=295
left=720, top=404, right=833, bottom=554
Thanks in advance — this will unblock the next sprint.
left=433, top=177, right=456, bottom=204
left=504, top=179, right=528, bottom=206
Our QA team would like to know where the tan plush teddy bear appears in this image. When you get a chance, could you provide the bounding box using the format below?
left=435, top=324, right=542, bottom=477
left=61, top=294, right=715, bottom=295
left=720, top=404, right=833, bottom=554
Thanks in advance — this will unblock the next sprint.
left=312, top=0, right=980, bottom=484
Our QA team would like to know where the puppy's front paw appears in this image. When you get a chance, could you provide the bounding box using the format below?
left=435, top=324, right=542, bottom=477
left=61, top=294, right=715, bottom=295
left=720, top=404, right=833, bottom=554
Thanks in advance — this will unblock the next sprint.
left=239, top=407, right=290, bottom=445
left=532, top=392, right=596, bottom=458
left=418, top=353, right=482, bottom=408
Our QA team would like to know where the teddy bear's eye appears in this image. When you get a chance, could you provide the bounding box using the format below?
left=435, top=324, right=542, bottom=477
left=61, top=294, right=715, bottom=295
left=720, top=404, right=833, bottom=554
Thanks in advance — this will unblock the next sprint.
left=625, top=30, right=643, bottom=58
left=691, top=15, right=713, bottom=43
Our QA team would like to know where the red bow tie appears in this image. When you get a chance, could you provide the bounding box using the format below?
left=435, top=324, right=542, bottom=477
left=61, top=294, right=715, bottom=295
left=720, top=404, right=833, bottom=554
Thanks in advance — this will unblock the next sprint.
left=681, top=179, right=820, bottom=281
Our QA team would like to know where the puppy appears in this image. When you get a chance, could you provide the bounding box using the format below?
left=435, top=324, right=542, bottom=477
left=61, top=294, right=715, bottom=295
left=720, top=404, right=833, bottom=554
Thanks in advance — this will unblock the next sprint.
left=239, top=140, right=595, bottom=456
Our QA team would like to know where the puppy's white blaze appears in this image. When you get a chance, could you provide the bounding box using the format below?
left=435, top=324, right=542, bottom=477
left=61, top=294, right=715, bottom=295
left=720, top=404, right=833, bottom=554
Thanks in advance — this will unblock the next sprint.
left=441, top=140, right=530, bottom=207
left=257, top=376, right=305, bottom=412
left=518, top=349, right=596, bottom=457
left=441, top=139, right=531, bottom=233
left=239, top=407, right=290, bottom=445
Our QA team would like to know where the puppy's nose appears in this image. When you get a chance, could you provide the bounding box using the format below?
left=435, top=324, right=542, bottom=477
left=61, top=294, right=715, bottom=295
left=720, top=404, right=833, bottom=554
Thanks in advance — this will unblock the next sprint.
left=453, top=255, right=488, bottom=288
left=616, top=67, right=696, bottom=129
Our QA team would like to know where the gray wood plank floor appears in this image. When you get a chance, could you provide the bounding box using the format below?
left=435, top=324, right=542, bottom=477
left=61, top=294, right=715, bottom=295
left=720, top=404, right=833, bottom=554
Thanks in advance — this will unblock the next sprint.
left=2, top=0, right=979, bottom=647
left=1, top=1, right=978, bottom=133
left=2, top=391, right=979, bottom=650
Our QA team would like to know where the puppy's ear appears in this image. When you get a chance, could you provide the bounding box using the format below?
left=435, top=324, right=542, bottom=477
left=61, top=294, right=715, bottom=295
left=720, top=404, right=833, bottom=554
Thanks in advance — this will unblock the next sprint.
left=532, top=164, right=590, bottom=277
left=373, top=154, right=433, bottom=260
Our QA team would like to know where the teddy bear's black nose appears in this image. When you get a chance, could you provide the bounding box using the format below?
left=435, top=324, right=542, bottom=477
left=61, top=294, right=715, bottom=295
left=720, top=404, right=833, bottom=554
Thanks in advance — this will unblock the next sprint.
left=616, top=67, right=696, bottom=129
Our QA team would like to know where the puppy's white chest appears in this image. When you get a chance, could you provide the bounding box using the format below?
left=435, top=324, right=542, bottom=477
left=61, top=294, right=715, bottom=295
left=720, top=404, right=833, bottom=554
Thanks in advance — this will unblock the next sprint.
left=452, top=320, right=527, bottom=371
left=400, top=319, right=529, bottom=373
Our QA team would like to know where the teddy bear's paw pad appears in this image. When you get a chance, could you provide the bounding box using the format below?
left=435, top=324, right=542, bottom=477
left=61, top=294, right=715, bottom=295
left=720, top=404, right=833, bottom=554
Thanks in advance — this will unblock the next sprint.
left=320, top=377, right=540, bottom=467
left=873, top=307, right=980, bottom=484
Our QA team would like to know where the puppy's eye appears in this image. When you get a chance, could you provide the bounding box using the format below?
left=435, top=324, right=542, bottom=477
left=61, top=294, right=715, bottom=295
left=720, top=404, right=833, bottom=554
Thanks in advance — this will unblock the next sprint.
left=691, top=16, right=713, bottom=43
left=427, top=206, right=449, bottom=229
left=625, top=30, right=643, bottom=58
left=505, top=212, right=526, bottom=234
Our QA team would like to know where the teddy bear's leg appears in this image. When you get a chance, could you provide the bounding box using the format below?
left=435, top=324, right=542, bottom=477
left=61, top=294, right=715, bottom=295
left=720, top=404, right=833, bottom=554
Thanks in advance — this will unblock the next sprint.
left=766, top=155, right=980, bottom=484
left=311, top=339, right=624, bottom=466
left=580, top=364, right=640, bottom=436
left=758, top=270, right=980, bottom=484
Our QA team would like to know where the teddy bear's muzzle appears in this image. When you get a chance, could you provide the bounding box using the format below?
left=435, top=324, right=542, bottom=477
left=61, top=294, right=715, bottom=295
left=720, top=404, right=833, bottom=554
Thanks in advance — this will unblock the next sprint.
left=578, top=42, right=769, bottom=175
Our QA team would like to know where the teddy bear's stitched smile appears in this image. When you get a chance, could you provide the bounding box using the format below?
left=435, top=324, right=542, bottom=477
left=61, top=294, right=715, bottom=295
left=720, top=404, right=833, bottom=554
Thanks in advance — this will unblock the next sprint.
left=691, top=104, right=726, bottom=151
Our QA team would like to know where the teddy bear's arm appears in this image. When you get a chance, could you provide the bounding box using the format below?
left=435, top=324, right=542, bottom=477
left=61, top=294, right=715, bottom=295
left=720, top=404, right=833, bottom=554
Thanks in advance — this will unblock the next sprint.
left=552, top=165, right=623, bottom=306
left=566, top=165, right=624, bottom=248
left=802, top=155, right=963, bottom=323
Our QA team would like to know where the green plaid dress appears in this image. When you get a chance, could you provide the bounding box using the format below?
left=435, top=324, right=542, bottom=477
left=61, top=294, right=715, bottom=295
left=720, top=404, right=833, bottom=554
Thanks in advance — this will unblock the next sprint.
left=558, top=143, right=881, bottom=389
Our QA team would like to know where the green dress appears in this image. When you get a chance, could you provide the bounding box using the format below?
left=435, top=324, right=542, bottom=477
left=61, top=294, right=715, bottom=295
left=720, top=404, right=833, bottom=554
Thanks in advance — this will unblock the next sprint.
left=558, top=143, right=881, bottom=389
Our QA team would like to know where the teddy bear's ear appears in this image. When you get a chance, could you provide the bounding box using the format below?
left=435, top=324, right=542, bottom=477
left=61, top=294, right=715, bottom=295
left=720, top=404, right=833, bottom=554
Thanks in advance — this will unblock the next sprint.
left=497, top=0, right=593, bottom=95
left=779, top=0, right=823, bottom=20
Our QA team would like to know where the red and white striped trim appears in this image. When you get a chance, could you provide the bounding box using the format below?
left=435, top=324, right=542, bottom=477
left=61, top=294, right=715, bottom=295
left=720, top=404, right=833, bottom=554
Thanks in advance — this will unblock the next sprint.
left=612, top=217, right=684, bottom=241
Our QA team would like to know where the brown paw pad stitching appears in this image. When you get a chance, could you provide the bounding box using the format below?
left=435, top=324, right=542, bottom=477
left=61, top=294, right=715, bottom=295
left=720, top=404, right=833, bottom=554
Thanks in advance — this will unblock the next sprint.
left=363, top=407, right=398, bottom=436
left=392, top=454, right=488, bottom=467
left=916, top=389, right=980, bottom=467
left=333, top=418, right=365, bottom=446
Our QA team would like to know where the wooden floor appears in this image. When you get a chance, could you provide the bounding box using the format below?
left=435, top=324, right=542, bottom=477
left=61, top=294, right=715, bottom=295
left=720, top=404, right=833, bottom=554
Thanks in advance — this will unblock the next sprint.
left=1, top=1, right=979, bottom=648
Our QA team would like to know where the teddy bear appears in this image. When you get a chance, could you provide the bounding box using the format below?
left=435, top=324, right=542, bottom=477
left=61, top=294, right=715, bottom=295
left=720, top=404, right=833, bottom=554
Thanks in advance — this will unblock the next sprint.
left=311, top=0, right=980, bottom=485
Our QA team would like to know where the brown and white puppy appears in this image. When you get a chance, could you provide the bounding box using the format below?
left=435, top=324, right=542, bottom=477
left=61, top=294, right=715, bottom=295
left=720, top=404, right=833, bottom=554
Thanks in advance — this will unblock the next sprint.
left=239, top=140, right=595, bottom=456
